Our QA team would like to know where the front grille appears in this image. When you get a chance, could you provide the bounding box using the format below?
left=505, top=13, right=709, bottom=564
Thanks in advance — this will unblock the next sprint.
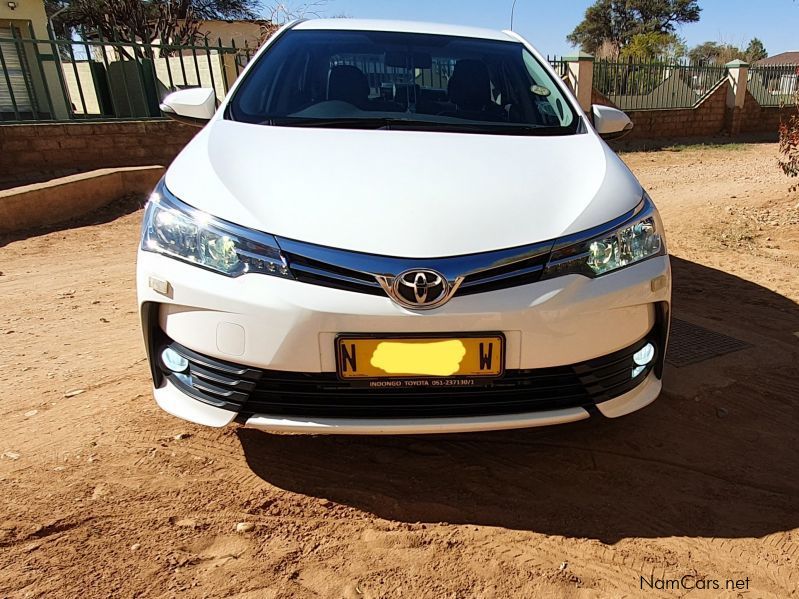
left=457, top=255, right=548, bottom=296
left=277, top=236, right=553, bottom=300
left=159, top=332, right=658, bottom=420
left=287, top=253, right=385, bottom=296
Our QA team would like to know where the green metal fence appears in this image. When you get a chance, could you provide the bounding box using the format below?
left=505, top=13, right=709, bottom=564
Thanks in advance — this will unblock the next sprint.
left=4, top=31, right=794, bottom=124
left=546, top=55, right=568, bottom=78
left=0, top=27, right=256, bottom=123
left=594, top=58, right=728, bottom=111
left=748, top=64, right=799, bottom=107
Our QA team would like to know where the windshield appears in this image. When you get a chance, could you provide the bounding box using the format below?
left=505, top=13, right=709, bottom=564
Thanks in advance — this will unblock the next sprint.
left=226, top=29, right=579, bottom=135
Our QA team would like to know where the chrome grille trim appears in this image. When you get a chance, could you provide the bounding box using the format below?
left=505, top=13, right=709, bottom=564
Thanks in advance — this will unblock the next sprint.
left=290, top=262, right=384, bottom=289
left=459, top=263, right=544, bottom=289
left=276, top=236, right=553, bottom=299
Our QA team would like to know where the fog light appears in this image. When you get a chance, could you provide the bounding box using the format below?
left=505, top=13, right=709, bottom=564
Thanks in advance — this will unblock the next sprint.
left=633, top=342, right=655, bottom=366
left=632, top=365, right=646, bottom=378
left=161, top=347, right=188, bottom=373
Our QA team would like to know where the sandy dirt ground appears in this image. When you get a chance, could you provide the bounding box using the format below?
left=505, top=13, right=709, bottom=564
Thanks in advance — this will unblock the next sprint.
left=1, top=142, right=798, bottom=598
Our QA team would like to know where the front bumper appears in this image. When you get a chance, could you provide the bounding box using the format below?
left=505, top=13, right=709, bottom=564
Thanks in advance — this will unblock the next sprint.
left=138, top=250, right=671, bottom=434
left=153, top=370, right=662, bottom=434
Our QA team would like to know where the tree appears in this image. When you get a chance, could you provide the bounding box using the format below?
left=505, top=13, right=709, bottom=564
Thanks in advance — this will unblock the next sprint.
left=264, top=1, right=328, bottom=24
left=745, top=37, right=767, bottom=63
left=620, top=31, right=687, bottom=60
left=256, top=1, right=329, bottom=44
left=779, top=98, right=799, bottom=192
left=688, top=41, right=743, bottom=65
left=567, top=0, right=701, bottom=54
left=47, top=0, right=260, bottom=45
left=777, top=2, right=797, bottom=191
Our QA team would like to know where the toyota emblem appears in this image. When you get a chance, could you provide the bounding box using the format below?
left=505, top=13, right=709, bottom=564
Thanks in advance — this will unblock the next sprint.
left=384, top=269, right=451, bottom=309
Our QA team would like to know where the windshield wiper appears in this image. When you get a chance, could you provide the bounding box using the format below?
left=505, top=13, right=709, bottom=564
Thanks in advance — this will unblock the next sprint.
left=260, top=117, right=569, bottom=136
left=425, top=123, right=554, bottom=135
left=388, top=121, right=570, bottom=136
left=261, top=117, right=397, bottom=129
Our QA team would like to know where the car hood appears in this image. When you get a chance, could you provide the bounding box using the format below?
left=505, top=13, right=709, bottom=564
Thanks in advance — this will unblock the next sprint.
left=165, top=119, right=643, bottom=257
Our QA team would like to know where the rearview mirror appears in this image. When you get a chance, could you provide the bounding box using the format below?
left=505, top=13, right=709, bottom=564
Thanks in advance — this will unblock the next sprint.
left=592, top=104, right=633, bottom=140
left=385, top=51, right=433, bottom=69
left=160, top=88, right=216, bottom=127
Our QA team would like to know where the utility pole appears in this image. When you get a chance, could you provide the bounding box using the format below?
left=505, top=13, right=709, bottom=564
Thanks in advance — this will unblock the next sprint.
left=510, top=0, right=519, bottom=30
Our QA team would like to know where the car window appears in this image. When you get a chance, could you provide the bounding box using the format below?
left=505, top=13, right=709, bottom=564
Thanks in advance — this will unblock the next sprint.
left=227, top=29, right=579, bottom=135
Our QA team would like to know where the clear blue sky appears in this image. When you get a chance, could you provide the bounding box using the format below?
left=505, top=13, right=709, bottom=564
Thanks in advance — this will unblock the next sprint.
left=302, top=0, right=799, bottom=57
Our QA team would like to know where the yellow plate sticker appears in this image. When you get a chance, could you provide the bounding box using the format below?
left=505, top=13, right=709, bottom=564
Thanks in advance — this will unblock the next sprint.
left=336, top=335, right=504, bottom=379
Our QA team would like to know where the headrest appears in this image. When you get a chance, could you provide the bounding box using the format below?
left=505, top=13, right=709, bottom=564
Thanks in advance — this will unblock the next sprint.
left=448, top=59, right=491, bottom=110
left=328, top=65, right=369, bottom=106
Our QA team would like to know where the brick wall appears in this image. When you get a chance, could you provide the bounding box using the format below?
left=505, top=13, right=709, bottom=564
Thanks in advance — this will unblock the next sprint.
left=739, top=91, right=789, bottom=134
left=1, top=95, right=790, bottom=189
left=591, top=88, right=615, bottom=108
left=592, top=81, right=729, bottom=140
left=0, top=120, right=197, bottom=188
left=591, top=82, right=786, bottom=142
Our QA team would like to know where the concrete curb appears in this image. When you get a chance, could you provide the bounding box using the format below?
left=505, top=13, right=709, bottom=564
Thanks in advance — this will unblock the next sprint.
left=0, top=166, right=164, bottom=234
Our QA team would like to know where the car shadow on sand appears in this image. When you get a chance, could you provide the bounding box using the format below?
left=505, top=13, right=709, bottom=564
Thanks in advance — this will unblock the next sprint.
left=237, top=256, right=799, bottom=543
left=0, top=193, right=146, bottom=249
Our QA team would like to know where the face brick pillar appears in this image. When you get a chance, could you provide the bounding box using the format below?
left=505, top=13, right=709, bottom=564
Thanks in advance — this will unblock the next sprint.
left=565, top=52, right=594, bottom=113
left=725, top=59, right=749, bottom=135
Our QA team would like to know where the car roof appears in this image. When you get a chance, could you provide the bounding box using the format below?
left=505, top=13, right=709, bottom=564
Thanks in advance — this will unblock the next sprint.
left=293, top=19, right=518, bottom=43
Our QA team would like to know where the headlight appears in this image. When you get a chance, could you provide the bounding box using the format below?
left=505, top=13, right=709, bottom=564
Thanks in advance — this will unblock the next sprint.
left=542, top=193, right=665, bottom=279
left=141, top=181, right=292, bottom=279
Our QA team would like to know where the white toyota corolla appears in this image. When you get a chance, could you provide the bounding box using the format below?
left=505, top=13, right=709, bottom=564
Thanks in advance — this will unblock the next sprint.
left=138, top=19, right=671, bottom=435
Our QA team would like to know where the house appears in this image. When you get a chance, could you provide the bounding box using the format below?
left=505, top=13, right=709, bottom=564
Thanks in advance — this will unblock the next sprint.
left=752, top=52, right=799, bottom=98
left=0, top=5, right=271, bottom=122
left=754, top=52, right=799, bottom=67
left=197, top=19, right=273, bottom=48
left=1, top=0, right=69, bottom=119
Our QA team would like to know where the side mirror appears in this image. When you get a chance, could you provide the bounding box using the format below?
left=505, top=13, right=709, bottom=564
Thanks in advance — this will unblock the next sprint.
left=592, top=104, right=634, bottom=140
left=160, top=88, right=216, bottom=127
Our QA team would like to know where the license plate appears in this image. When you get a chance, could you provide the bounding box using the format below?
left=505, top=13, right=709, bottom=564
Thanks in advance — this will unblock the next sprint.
left=336, top=334, right=504, bottom=381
